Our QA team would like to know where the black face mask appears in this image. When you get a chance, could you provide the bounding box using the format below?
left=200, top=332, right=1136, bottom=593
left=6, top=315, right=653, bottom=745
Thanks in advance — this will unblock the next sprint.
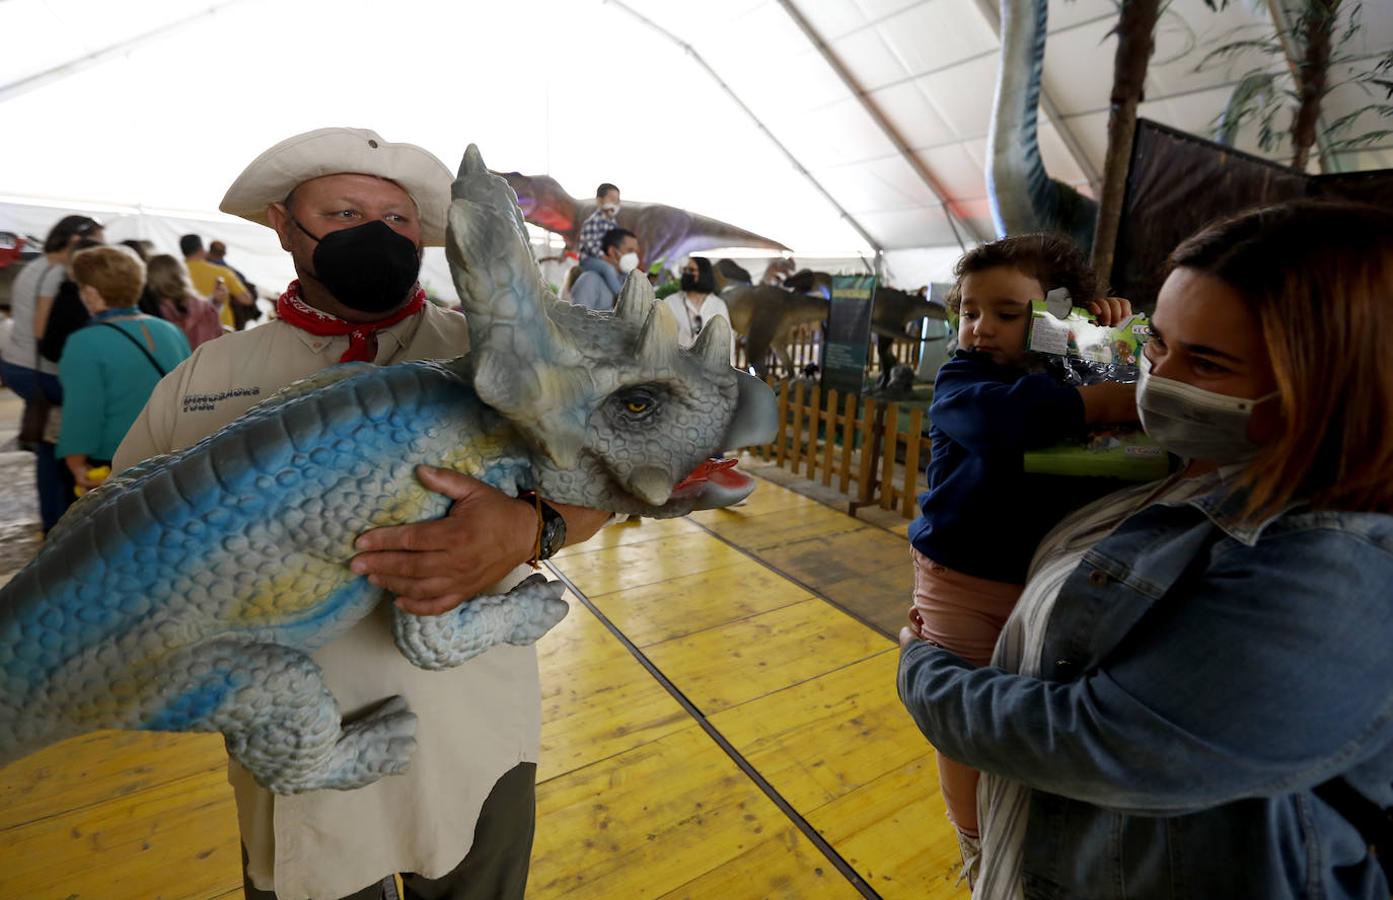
left=294, top=219, right=421, bottom=314
left=680, top=273, right=698, bottom=292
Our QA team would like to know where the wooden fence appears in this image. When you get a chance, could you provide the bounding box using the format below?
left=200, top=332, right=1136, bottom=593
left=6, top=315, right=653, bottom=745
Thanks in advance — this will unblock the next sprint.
left=732, top=329, right=925, bottom=378
left=742, top=379, right=932, bottom=519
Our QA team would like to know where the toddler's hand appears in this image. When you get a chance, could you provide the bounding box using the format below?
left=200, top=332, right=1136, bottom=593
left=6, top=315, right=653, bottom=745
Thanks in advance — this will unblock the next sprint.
left=1088, top=297, right=1133, bottom=327
left=907, top=607, right=927, bottom=639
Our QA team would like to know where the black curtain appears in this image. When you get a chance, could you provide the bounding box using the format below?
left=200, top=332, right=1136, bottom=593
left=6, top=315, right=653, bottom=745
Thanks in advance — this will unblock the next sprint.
left=1109, top=119, right=1393, bottom=311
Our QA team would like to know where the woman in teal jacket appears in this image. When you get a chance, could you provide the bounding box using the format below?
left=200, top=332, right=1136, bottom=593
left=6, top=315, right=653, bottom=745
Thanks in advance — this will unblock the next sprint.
left=57, top=246, right=190, bottom=491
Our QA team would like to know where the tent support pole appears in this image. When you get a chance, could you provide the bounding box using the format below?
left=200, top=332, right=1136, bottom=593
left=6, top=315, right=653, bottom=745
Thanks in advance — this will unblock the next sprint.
left=774, top=0, right=985, bottom=250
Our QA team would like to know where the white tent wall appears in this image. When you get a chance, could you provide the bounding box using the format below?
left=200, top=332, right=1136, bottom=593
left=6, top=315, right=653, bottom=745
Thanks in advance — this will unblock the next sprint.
left=2, top=0, right=1389, bottom=288
left=0, top=0, right=873, bottom=262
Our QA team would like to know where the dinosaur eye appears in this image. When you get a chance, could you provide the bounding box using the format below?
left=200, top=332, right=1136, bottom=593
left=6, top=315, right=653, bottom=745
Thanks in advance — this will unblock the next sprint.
left=612, top=384, right=664, bottom=420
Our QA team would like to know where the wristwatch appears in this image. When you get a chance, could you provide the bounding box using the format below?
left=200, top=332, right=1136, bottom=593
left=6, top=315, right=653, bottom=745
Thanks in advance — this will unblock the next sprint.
left=520, top=491, right=567, bottom=561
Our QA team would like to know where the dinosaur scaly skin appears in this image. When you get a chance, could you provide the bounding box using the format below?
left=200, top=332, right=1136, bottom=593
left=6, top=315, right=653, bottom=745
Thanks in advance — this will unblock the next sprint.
left=0, top=145, right=777, bottom=795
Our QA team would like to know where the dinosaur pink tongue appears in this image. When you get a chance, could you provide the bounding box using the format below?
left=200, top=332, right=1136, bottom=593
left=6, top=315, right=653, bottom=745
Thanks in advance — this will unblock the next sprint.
left=674, top=457, right=751, bottom=493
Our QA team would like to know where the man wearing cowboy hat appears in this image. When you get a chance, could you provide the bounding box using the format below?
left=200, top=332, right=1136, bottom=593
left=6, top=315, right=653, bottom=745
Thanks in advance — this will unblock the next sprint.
left=113, top=127, right=611, bottom=900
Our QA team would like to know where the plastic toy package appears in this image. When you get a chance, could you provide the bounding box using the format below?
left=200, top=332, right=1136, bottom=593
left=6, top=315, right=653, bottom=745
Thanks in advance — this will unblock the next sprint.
left=1024, top=289, right=1170, bottom=481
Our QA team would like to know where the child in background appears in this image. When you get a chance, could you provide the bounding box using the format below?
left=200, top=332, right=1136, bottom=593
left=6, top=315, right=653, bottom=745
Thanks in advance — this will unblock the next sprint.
left=905, top=234, right=1139, bottom=885
left=577, top=182, right=624, bottom=295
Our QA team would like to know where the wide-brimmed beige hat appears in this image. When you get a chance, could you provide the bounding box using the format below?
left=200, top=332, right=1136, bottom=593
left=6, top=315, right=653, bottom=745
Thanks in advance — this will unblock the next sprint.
left=219, top=127, right=453, bottom=246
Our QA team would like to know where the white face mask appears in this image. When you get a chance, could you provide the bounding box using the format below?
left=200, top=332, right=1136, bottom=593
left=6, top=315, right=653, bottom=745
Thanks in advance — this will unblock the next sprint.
left=601, top=203, right=620, bottom=215
left=1136, top=352, right=1279, bottom=464
left=618, top=252, right=640, bottom=274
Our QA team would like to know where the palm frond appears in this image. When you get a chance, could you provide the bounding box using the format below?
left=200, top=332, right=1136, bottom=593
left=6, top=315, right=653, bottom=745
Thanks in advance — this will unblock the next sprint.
left=1256, top=101, right=1286, bottom=152
left=1195, top=38, right=1284, bottom=71
left=1338, top=1, right=1362, bottom=47
left=1325, top=103, right=1393, bottom=135
left=1326, top=129, right=1393, bottom=151
left=1212, top=71, right=1280, bottom=145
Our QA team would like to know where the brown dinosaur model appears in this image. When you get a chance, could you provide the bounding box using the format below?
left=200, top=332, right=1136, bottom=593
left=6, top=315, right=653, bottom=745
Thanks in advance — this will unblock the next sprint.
left=499, top=172, right=790, bottom=267
left=870, top=286, right=949, bottom=384
left=724, top=270, right=947, bottom=382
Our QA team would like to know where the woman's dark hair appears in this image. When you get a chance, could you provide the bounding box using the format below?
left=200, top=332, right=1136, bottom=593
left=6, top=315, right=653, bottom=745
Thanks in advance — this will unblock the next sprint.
left=946, top=232, right=1096, bottom=311
left=686, top=257, right=716, bottom=294
left=120, top=239, right=151, bottom=262
left=1168, top=199, right=1393, bottom=516
left=42, top=215, right=102, bottom=254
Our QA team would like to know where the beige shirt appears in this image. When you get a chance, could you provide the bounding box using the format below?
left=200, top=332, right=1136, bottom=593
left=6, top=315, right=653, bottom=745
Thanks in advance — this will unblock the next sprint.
left=113, top=304, right=541, bottom=900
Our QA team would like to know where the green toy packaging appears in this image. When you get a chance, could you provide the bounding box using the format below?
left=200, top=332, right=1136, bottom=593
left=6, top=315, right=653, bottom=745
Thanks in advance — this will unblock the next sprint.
left=1023, top=289, right=1170, bottom=481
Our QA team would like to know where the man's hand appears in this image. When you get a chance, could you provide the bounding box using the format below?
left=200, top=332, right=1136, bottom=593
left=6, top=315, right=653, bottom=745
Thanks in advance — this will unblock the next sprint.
left=351, top=466, right=537, bottom=616
left=899, top=626, right=919, bottom=650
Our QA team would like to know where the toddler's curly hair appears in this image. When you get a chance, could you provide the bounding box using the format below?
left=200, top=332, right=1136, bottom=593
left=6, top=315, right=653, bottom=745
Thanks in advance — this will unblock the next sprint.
left=946, top=233, right=1097, bottom=312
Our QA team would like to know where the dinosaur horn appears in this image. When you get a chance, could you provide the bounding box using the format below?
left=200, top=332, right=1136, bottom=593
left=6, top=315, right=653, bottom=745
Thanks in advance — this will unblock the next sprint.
left=612, top=271, right=651, bottom=325
left=447, top=144, right=576, bottom=365
left=689, top=315, right=732, bottom=369
left=636, top=301, right=680, bottom=367
left=447, top=144, right=589, bottom=468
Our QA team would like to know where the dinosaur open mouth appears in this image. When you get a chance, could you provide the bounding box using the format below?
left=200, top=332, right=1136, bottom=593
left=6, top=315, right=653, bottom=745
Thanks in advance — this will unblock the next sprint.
left=671, top=457, right=755, bottom=504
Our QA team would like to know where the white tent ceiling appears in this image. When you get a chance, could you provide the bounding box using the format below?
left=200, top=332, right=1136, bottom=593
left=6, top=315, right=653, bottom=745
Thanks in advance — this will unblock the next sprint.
left=1, top=0, right=1389, bottom=293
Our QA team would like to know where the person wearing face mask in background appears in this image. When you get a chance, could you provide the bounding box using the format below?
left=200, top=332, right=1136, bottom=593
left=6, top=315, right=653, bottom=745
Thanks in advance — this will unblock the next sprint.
left=660, top=256, right=733, bottom=362
left=576, top=181, right=625, bottom=295
left=113, top=127, right=612, bottom=900
left=899, top=200, right=1393, bottom=900
left=569, top=225, right=639, bottom=312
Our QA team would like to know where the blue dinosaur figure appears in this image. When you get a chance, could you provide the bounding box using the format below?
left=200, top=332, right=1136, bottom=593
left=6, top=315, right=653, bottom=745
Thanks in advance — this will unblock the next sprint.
left=0, top=145, right=777, bottom=795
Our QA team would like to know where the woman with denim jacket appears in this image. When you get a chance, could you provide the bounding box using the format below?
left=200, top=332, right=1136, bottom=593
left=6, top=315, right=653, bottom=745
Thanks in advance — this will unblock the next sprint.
left=898, top=200, right=1393, bottom=900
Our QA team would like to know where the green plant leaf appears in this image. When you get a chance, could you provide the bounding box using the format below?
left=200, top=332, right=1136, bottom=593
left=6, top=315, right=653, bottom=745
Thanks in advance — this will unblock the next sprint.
left=1326, top=129, right=1393, bottom=151
left=1196, top=38, right=1283, bottom=71
left=1212, top=71, right=1279, bottom=144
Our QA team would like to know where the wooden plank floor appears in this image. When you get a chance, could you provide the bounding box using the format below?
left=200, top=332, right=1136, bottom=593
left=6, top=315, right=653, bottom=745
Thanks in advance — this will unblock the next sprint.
left=0, top=477, right=965, bottom=899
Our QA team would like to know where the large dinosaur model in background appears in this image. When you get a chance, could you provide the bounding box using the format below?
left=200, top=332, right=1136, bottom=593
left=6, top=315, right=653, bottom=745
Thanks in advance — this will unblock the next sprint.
left=0, top=145, right=778, bottom=795
left=870, top=287, right=949, bottom=383
left=501, top=171, right=790, bottom=266
left=724, top=284, right=829, bottom=379
left=724, top=273, right=946, bottom=381
left=987, top=0, right=1097, bottom=250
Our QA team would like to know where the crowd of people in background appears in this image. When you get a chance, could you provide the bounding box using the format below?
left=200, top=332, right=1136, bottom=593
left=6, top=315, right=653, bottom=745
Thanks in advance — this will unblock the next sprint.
left=1, top=186, right=748, bottom=537
left=561, top=181, right=732, bottom=354
left=0, top=214, right=262, bottom=532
